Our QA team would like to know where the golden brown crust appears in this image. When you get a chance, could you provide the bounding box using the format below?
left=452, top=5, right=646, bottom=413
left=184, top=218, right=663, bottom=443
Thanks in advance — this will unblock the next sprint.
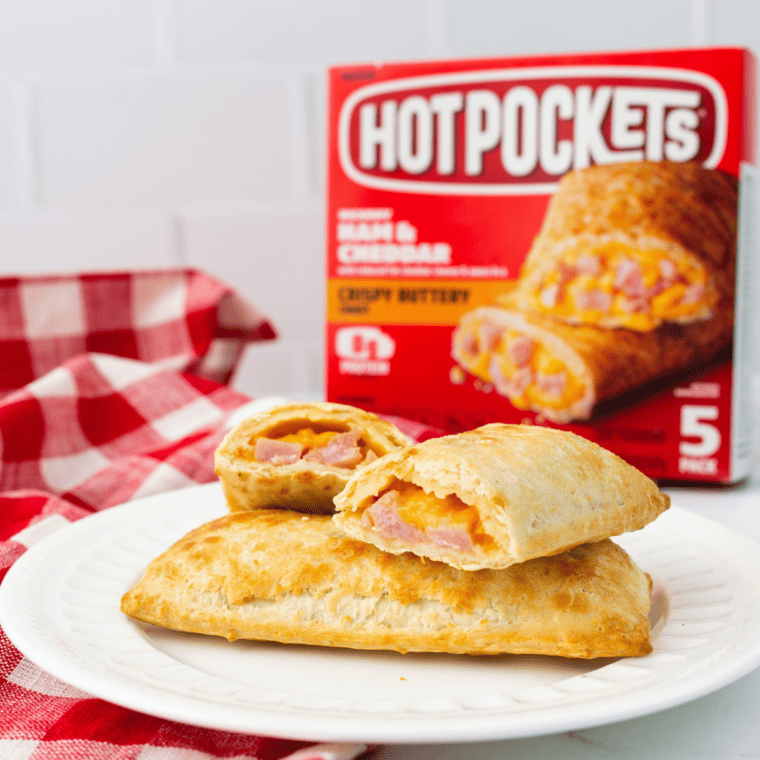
left=332, top=423, right=669, bottom=570
left=451, top=296, right=734, bottom=424
left=514, top=161, right=738, bottom=328
left=214, top=401, right=412, bottom=514
left=120, top=510, right=653, bottom=659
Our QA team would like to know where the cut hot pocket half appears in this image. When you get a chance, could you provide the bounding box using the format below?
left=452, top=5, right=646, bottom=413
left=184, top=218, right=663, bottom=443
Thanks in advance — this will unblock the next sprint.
left=451, top=293, right=734, bottom=424
left=214, top=401, right=412, bottom=514
left=513, top=161, right=737, bottom=332
left=121, top=509, right=654, bottom=659
left=332, top=423, right=669, bottom=571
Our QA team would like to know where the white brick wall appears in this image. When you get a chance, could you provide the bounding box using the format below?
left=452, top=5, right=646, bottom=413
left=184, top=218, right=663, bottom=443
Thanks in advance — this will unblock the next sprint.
left=0, top=0, right=757, bottom=403
left=36, top=75, right=297, bottom=205
left=174, top=0, right=443, bottom=63
left=0, top=86, right=19, bottom=205
left=0, top=210, right=176, bottom=272
left=0, top=0, right=155, bottom=68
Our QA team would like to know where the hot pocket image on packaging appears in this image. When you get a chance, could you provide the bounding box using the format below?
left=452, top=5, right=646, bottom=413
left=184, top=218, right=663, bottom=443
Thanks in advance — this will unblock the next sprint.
left=451, top=161, right=738, bottom=424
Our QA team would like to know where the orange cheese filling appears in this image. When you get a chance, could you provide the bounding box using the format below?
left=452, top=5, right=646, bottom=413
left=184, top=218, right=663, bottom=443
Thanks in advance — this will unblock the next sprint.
left=528, top=242, right=713, bottom=331
left=277, top=427, right=340, bottom=451
left=369, top=482, right=493, bottom=549
left=461, top=322, right=586, bottom=411
left=239, top=425, right=376, bottom=466
left=392, top=482, right=480, bottom=533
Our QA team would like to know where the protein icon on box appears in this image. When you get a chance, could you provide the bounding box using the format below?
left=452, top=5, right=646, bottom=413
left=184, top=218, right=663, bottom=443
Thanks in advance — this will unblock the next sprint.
left=336, top=325, right=396, bottom=376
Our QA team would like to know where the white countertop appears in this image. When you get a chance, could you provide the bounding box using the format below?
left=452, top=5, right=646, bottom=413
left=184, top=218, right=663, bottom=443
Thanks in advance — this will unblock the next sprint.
left=372, top=466, right=760, bottom=760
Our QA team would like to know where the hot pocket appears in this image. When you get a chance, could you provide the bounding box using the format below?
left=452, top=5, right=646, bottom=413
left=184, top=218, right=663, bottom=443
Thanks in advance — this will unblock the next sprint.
left=332, top=424, right=669, bottom=571
left=511, top=161, right=738, bottom=332
left=451, top=294, right=734, bottom=424
left=121, top=509, right=654, bottom=659
left=214, top=401, right=411, bottom=514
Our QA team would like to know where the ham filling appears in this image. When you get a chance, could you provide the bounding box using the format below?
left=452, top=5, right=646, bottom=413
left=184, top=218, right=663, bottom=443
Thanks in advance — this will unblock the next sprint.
left=253, top=437, right=303, bottom=465
left=459, top=320, right=586, bottom=411
left=253, top=426, right=376, bottom=469
left=360, top=486, right=480, bottom=553
left=530, top=244, right=713, bottom=331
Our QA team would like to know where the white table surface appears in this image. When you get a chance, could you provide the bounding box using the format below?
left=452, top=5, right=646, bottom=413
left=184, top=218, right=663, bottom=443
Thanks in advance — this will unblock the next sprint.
left=371, top=464, right=760, bottom=760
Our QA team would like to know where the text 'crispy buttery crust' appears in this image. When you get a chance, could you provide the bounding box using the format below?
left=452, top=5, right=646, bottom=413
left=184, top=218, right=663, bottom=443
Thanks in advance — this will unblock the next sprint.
left=120, top=509, right=653, bottom=659
left=214, top=401, right=412, bottom=514
left=332, top=423, right=669, bottom=571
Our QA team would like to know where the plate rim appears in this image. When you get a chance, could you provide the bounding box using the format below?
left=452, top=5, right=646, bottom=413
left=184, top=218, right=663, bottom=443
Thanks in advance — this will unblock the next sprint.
left=3, top=482, right=760, bottom=744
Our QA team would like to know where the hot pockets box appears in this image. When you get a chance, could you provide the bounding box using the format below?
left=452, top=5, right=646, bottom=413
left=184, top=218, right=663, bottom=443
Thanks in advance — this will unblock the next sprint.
left=325, top=47, right=756, bottom=484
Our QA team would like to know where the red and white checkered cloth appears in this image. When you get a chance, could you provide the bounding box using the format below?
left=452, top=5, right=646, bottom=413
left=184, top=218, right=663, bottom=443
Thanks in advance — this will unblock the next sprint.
left=0, top=268, right=277, bottom=396
left=0, top=271, right=381, bottom=760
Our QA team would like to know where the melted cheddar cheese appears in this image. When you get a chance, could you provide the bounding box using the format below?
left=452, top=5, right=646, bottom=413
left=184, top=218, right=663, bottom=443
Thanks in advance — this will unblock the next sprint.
left=393, top=482, right=478, bottom=530
left=378, top=482, right=493, bottom=546
left=462, top=322, right=586, bottom=411
left=277, top=427, right=339, bottom=450
left=530, top=241, right=712, bottom=331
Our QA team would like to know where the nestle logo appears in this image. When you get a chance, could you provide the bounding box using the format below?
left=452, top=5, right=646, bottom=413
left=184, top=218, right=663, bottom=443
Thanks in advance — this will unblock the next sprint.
left=338, top=66, right=727, bottom=195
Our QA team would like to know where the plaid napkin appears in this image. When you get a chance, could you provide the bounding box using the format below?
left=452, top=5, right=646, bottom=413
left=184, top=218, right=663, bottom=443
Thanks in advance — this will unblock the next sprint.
left=0, top=270, right=379, bottom=760
left=0, top=268, right=277, bottom=396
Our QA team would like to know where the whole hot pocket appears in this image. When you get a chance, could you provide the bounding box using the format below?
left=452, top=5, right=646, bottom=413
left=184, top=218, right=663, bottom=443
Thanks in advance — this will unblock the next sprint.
left=121, top=509, right=654, bottom=659
left=332, top=423, right=669, bottom=571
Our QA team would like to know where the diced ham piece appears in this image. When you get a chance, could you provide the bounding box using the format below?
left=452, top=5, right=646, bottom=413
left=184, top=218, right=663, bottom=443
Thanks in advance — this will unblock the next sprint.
left=478, top=321, right=504, bottom=352
left=362, top=491, right=429, bottom=544
left=614, top=258, right=646, bottom=299
left=535, top=371, right=567, bottom=398
left=504, top=366, right=534, bottom=397
left=575, top=254, right=602, bottom=276
left=658, top=258, right=679, bottom=283
left=363, top=491, right=474, bottom=552
left=463, top=333, right=479, bottom=357
left=574, top=288, right=612, bottom=312
left=539, top=283, right=560, bottom=308
left=254, top=437, right=304, bottom=465
left=681, top=282, right=705, bottom=305
left=507, top=335, right=536, bottom=368
left=303, top=426, right=364, bottom=469
left=427, top=527, right=474, bottom=552
left=558, top=262, right=578, bottom=283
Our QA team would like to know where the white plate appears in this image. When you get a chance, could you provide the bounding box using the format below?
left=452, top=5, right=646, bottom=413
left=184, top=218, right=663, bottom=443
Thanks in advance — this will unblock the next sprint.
left=3, top=482, right=760, bottom=745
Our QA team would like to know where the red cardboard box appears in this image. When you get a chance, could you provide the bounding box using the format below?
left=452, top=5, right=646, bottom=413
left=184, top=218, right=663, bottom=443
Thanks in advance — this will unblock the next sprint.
left=325, top=47, right=756, bottom=484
